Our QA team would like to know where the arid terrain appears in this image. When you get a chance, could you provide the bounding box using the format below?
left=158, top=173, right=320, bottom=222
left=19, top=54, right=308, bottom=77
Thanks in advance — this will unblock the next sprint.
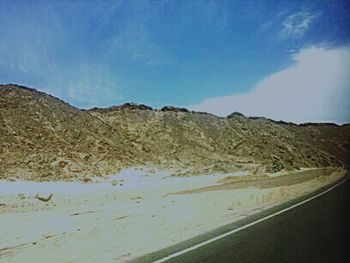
left=0, top=84, right=349, bottom=262
left=0, top=167, right=346, bottom=262
left=1, top=84, right=349, bottom=181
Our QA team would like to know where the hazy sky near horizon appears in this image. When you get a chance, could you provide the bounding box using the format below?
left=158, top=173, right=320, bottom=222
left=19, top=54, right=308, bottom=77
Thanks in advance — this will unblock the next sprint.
left=0, top=0, right=349, bottom=123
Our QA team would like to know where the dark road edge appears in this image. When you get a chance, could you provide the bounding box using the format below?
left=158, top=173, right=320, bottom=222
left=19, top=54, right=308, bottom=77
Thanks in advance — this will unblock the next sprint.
left=130, top=170, right=349, bottom=263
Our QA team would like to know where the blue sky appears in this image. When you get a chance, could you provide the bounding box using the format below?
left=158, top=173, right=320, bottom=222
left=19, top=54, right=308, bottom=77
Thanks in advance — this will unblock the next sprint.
left=0, top=0, right=349, bottom=123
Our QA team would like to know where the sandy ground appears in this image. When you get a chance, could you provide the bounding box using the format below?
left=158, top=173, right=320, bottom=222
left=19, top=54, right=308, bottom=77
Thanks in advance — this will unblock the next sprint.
left=0, top=167, right=346, bottom=263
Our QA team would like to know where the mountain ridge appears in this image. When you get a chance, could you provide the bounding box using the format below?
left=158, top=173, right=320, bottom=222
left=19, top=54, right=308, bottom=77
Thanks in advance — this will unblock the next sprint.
left=4, top=83, right=348, bottom=126
left=1, top=84, right=349, bottom=181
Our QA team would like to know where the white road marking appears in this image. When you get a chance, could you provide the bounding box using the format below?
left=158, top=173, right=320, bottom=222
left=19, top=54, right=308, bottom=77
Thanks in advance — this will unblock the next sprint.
left=153, top=174, right=349, bottom=262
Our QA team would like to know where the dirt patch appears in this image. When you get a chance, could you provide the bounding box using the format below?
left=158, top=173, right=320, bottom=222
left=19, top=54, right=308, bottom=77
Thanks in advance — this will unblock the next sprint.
left=175, top=168, right=340, bottom=194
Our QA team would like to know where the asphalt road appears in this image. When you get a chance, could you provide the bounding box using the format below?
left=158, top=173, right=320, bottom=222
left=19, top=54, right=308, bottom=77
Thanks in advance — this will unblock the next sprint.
left=135, top=176, right=350, bottom=263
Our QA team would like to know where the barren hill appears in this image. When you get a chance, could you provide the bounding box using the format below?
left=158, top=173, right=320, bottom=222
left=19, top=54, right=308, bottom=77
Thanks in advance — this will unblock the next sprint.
left=0, top=84, right=137, bottom=181
left=1, top=84, right=349, bottom=181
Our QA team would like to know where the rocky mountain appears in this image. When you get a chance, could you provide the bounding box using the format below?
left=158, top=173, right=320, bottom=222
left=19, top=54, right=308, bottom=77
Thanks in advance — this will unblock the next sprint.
left=0, top=84, right=138, bottom=181
left=1, top=84, right=349, bottom=181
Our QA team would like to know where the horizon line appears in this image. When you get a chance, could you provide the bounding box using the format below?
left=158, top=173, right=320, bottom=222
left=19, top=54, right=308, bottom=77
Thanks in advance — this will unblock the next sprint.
left=1, top=83, right=348, bottom=127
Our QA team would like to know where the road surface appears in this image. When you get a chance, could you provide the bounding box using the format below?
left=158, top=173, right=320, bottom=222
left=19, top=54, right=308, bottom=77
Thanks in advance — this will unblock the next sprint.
left=135, top=175, right=350, bottom=263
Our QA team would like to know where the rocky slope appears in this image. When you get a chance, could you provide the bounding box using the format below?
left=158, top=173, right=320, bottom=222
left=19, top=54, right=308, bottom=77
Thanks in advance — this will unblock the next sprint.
left=0, top=84, right=137, bottom=181
left=1, top=84, right=349, bottom=181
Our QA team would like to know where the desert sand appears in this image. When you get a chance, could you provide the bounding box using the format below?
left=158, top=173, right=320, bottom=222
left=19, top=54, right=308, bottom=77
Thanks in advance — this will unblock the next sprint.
left=0, top=168, right=346, bottom=263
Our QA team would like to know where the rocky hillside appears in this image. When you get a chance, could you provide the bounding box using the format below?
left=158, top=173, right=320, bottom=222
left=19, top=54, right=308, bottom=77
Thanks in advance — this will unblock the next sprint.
left=1, top=84, right=349, bottom=181
left=89, top=106, right=350, bottom=175
left=0, top=84, right=137, bottom=181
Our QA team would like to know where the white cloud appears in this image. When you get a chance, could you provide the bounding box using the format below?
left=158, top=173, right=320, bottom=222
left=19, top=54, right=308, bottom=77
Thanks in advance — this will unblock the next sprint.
left=281, top=11, right=319, bottom=38
left=189, top=46, right=350, bottom=124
